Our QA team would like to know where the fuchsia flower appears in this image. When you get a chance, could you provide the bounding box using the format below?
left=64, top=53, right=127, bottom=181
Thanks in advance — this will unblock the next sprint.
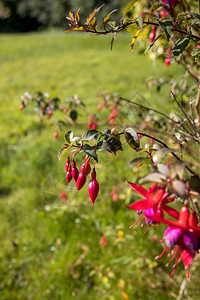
left=127, top=181, right=200, bottom=276
left=127, top=182, right=179, bottom=231
left=148, top=206, right=200, bottom=277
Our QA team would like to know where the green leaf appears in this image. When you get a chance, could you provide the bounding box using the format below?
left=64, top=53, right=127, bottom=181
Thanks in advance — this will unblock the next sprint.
left=172, top=180, right=187, bottom=198
left=90, top=18, right=97, bottom=30
left=128, top=157, right=150, bottom=166
left=102, top=129, right=111, bottom=135
left=159, top=19, right=173, bottom=41
left=123, top=0, right=138, bottom=18
left=70, top=110, right=78, bottom=121
left=124, top=127, right=140, bottom=150
left=172, top=36, right=190, bottom=61
left=150, top=3, right=165, bottom=14
left=153, top=147, right=176, bottom=163
left=144, top=34, right=163, bottom=54
left=135, top=16, right=143, bottom=31
left=81, top=129, right=99, bottom=142
left=102, top=140, right=116, bottom=153
left=64, top=131, right=73, bottom=143
left=94, top=133, right=102, bottom=142
left=103, top=9, right=117, bottom=28
left=82, top=144, right=98, bottom=162
left=58, top=145, right=71, bottom=161
left=189, top=175, right=200, bottom=194
left=142, top=172, right=166, bottom=183
left=86, top=5, right=104, bottom=25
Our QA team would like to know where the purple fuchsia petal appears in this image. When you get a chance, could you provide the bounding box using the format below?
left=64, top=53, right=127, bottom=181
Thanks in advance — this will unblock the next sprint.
left=183, top=231, right=198, bottom=253
left=164, top=227, right=182, bottom=248
left=144, top=207, right=156, bottom=224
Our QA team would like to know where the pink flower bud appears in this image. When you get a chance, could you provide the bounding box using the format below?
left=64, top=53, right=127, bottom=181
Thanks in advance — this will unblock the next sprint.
left=76, top=173, right=87, bottom=191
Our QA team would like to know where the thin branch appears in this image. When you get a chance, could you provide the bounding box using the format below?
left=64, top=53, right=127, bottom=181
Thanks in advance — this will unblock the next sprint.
left=119, top=96, right=179, bottom=124
left=171, top=91, right=196, bottom=134
left=137, top=132, right=196, bottom=175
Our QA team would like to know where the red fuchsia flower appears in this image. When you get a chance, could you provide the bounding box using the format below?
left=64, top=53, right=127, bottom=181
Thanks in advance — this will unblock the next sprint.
left=127, top=182, right=178, bottom=233
left=150, top=206, right=200, bottom=277
left=88, top=168, right=99, bottom=205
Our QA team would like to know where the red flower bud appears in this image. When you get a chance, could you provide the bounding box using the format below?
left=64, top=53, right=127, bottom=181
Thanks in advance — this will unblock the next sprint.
left=88, top=179, right=99, bottom=205
left=88, top=168, right=99, bottom=205
left=20, top=104, right=24, bottom=111
left=71, top=162, right=79, bottom=181
left=165, top=58, right=171, bottom=67
left=79, top=163, right=91, bottom=176
left=66, top=171, right=72, bottom=184
left=76, top=173, right=87, bottom=191
left=149, top=26, right=156, bottom=43
left=54, top=131, right=58, bottom=139
left=65, top=158, right=71, bottom=172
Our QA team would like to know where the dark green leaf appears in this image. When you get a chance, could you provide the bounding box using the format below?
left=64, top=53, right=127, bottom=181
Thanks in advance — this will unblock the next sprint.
left=94, top=133, right=102, bottom=142
left=81, top=129, right=99, bottom=142
left=159, top=19, right=173, bottom=41
left=64, top=131, right=73, bottom=143
left=150, top=3, right=167, bottom=14
left=102, top=140, right=117, bottom=153
left=172, top=36, right=190, bottom=61
left=96, top=141, right=103, bottom=150
left=102, top=129, right=111, bottom=135
left=135, top=16, right=143, bottom=31
left=189, top=175, right=200, bottom=193
left=128, top=157, right=150, bottom=166
left=70, top=110, right=78, bottom=121
left=144, top=34, right=163, bottom=54
left=82, top=144, right=98, bottom=162
left=124, top=127, right=140, bottom=149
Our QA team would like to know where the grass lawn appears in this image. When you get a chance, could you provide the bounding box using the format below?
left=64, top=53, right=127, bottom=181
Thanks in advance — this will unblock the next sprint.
left=0, top=30, right=199, bottom=299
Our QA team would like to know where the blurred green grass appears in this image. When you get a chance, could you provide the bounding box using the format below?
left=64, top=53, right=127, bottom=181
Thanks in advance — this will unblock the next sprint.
left=0, top=31, right=199, bottom=299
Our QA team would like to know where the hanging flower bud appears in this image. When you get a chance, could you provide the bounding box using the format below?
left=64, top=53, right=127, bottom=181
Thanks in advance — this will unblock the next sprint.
left=54, top=131, right=58, bottom=139
left=149, top=26, right=156, bottom=43
left=165, top=57, right=171, bottom=67
left=76, top=173, right=87, bottom=191
left=65, top=158, right=71, bottom=172
left=71, top=161, right=79, bottom=181
left=66, top=171, right=72, bottom=184
left=88, top=168, right=99, bottom=205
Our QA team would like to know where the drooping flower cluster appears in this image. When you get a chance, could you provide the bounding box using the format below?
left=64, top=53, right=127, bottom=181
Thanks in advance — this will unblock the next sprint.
left=127, top=181, right=200, bottom=277
left=65, top=156, right=99, bottom=205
